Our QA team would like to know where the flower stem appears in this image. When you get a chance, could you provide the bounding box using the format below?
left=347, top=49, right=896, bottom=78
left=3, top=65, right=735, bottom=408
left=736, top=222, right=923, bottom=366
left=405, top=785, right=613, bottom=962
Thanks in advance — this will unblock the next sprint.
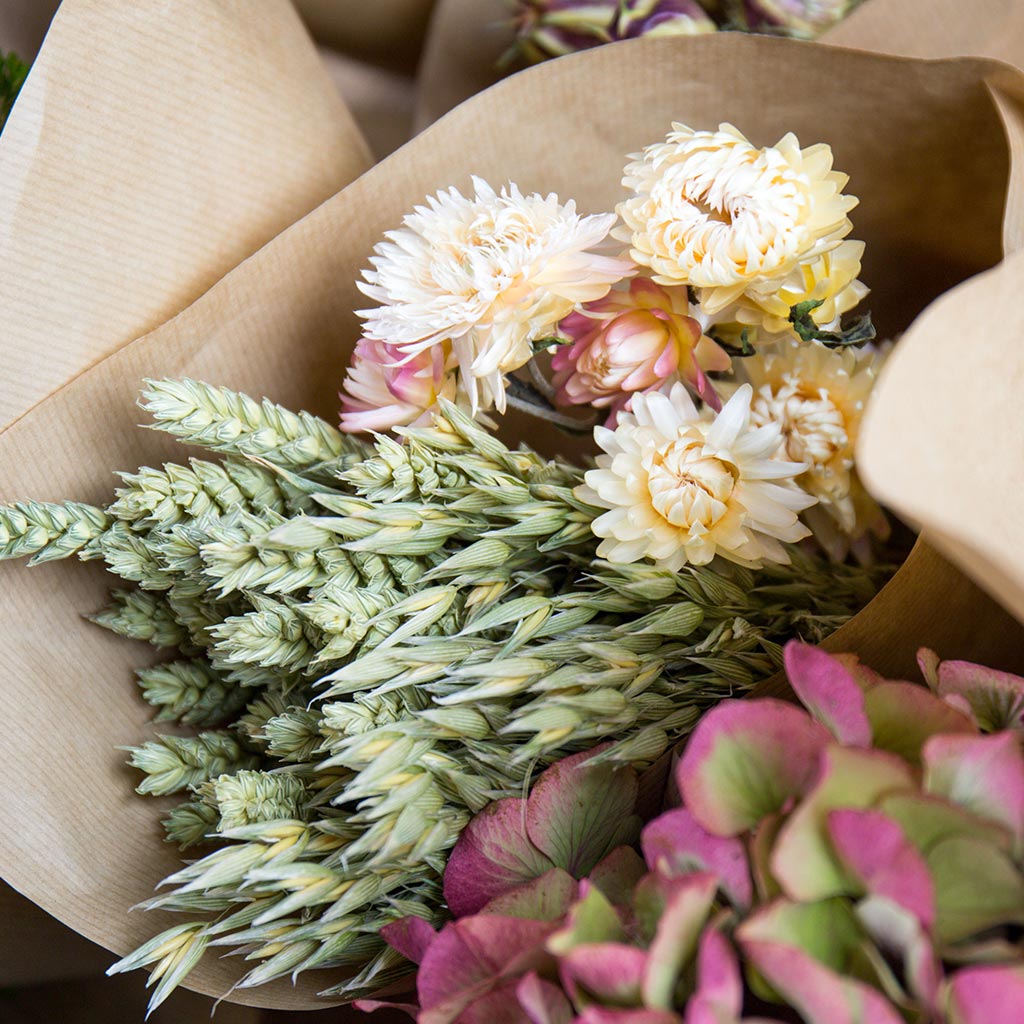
left=527, top=359, right=558, bottom=403
left=505, top=376, right=596, bottom=435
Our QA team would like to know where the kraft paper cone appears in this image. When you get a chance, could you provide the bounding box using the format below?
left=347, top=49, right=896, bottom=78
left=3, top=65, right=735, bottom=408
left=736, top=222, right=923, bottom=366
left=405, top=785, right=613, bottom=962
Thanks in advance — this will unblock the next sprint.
left=416, top=0, right=508, bottom=128
left=3, top=35, right=1024, bottom=1008
left=857, top=246, right=1024, bottom=628
left=319, top=47, right=418, bottom=158
left=0, top=0, right=373, bottom=431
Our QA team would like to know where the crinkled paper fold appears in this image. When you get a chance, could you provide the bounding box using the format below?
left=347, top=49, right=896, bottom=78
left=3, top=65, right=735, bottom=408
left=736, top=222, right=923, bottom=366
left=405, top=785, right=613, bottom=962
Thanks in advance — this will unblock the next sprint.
left=4, top=11, right=1024, bottom=1012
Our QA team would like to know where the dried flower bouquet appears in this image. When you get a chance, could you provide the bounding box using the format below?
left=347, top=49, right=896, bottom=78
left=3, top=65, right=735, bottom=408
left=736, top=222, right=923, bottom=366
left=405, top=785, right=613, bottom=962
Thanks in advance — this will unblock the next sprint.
left=0, top=120, right=896, bottom=1011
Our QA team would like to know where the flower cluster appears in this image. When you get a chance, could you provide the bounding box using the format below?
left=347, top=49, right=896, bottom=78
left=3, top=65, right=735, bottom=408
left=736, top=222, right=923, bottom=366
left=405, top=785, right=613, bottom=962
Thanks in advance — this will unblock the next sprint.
left=370, top=641, right=1024, bottom=1024
left=345, top=177, right=632, bottom=422
left=509, top=0, right=864, bottom=63
left=343, top=123, right=882, bottom=571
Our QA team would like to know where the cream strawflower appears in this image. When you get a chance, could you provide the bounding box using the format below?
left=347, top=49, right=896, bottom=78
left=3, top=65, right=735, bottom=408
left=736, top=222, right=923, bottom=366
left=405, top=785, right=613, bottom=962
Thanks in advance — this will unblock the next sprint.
left=742, top=340, right=888, bottom=557
left=616, top=123, right=861, bottom=319
left=577, top=382, right=813, bottom=570
left=735, top=239, right=869, bottom=338
left=358, top=177, right=634, bottom=415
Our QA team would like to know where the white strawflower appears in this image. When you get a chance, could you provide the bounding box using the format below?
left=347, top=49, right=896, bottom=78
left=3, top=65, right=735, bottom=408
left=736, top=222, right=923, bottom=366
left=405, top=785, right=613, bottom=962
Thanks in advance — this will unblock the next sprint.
left=742, top=340, right=887, bottom=556
left=616, top=123, right=861, bottom=320
left=358, top=177, right=634, bottom=415
left=577, top=382, right=813, bottom=570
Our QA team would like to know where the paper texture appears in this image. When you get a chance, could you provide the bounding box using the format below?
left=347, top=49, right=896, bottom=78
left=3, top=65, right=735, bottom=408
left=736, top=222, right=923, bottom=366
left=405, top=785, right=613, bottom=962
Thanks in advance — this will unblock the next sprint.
left=3, top=35, right=1024, bottom=1007
left=319, top=47, right=418, bottom=158
left=416, top=0, right=508, bottom=128
left=295, top=0, right=437, bottom=69
left=858, top=247, right=1024, bottom=627
left=827, top=0, right=1024, bottom=66
left=0, top=0, right=373, bottom=431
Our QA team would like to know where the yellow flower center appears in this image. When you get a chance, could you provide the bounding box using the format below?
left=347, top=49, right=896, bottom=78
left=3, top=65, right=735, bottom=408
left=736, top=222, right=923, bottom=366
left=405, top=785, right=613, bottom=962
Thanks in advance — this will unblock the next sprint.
left=752, top=381, right=849, bottom=469
left=646, top=154, right=806, bottom=286
left=646, top=438, right=738, bottom=530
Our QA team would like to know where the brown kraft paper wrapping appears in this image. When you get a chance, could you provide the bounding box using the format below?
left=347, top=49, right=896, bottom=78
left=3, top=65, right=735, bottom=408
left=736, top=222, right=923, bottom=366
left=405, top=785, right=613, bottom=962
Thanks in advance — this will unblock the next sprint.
left=3, top=32, right=1024, bottom=1008
left=0, top=0, right=373, bottom=431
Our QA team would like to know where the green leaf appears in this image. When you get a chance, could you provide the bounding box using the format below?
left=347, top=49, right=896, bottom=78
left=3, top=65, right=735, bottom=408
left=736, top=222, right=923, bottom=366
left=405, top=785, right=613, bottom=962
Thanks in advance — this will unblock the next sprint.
left=928, top=835, right=1024, bottom=944
left=789, top=299, right=876, bottom=348
left=0, top=51, right=28, bottom=131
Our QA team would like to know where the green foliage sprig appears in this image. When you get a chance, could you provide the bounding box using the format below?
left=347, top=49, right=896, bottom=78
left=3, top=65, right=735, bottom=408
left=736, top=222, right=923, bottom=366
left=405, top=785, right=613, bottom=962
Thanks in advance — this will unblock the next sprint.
left=0, top=51, right=28, bottom=131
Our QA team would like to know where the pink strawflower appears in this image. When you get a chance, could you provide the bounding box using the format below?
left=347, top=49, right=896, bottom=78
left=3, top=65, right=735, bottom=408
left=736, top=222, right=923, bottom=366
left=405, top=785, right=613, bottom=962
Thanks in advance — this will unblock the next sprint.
left=551, top=278, right=729, bottom=422
left=340, top=338, right=459, bottom=433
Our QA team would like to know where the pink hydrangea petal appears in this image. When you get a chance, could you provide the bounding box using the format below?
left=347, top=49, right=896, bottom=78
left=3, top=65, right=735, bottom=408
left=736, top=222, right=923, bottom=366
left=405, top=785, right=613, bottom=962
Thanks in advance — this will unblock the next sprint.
left=946, top=964, right=1024, bottom=1024
left=642, top=873, right=719, bottom=1009
left=683, top=929, right=742, bottom=1024
left=525, top=748, right=640, bottom=877
left=855, top=896, right=942, bottom=1011
left=783, top=641, right=871, bottom=746
left=924, top=833, right=1024, bottom=944
left=737, top=899, right=902, bottom=1024
left=677, top=698, right=832, bottom=837
left=443, top=796, right=557, bottom=917
left=739, top=938, right=903, bottom=1024
left=560, top=942, right=648, bottom=1004
left=453, top=979, right=537, bottom=1024
left=863, top=682, right=976, bottom=764
left=380, top=915, right=438, bottom=964
left=922, top=731, right=1024, bottom=854
left=935, top=659, right=1024, bottom=736
left=547, top=880, right=627, bottom=957
left=771, top=746, right=915, bottom=901
left=516, top=972, right=574, bottom=1024
left=588, top=845, right=647, bottom=906
left=355, top=999, right=420, bottom=1018
left=418, top=915, right=556, bottom=1020
left=480, top=867, right=579, bottom=921
left=641, top=807, right=752, bottom=909
left=575, top=1010, right=682, bottom=1024
left=827, top=808, right=935, bottom=928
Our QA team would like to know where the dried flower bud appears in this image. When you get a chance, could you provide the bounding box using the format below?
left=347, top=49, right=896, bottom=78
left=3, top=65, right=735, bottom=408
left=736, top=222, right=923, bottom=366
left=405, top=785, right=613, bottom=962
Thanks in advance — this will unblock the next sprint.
left=513, top=0, right=716, bottom=62
left=512, top=1, right=618, bottom=63
left=616, top=0, right=717, bottom=38
left=738, top=0, right=861, bottom=38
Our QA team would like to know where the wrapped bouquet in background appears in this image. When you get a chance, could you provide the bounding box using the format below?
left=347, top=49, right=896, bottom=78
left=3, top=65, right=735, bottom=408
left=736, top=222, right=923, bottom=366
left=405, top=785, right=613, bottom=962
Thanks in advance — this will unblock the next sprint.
left=510, top=0, right=865, bottom=63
